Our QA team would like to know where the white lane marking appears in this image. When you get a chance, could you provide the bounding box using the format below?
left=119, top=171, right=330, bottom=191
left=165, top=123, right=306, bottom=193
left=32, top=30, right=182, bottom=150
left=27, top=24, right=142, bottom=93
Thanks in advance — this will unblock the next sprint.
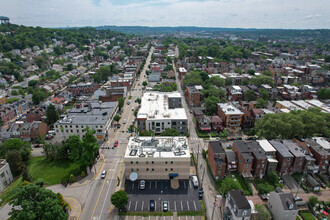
left=135, top=201, right=138, bottom=211
left=142, top=201, right=144, bottom=211
left=193, top=201, right=196, bottom=211
left=187, top=201, right=190, bottom=211
left=174, top=201, right=177, bottom=211
left=189, top=181, right=192, bottom=189
left=128, top=201, right=131, bottom=210
left=184, top=181, right=186, bottom=189
left=181, top=201, right=183, bottom=210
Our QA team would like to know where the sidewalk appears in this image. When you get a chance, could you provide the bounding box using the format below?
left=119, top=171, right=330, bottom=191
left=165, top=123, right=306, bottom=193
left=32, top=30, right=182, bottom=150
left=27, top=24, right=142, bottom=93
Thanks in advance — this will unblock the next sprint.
left=65, top=197, right=81, bottom=220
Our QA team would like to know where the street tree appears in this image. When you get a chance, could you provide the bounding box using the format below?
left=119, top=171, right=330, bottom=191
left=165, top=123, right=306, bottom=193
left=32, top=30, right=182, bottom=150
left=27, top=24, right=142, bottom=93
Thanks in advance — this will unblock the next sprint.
left=221, top=177, right=240, bottom=195
left=160, top=128, right=180, bottom=136
left=142, top=81, right=148, bottom=87
left=245, top=90, right=257, bottom=102
left=317, top=88, right=330, bottom=100
left=9, top=184, right=68, bottom=220
left=114, top=115, right=121, bottom=126
left=117, top=97, right=124, bottom=111
left=205, top=96, right=220, bottom=115
left=46, top=104, right=60, bottom=125
left=111, top=190, right=128, bottom=211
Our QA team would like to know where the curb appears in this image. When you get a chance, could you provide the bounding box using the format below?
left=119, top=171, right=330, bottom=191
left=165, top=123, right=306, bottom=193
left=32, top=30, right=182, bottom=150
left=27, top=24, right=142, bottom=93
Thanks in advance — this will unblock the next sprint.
left=92, top=154, right=104, bottom=180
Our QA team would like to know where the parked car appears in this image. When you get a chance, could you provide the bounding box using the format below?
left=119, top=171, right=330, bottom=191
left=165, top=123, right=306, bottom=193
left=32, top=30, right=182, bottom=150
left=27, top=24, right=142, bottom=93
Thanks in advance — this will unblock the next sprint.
left=139, top=180, right=145, bottom=190
left=246, top=136, right=257, bottom=140
left=150, top=200, right=155, bottom=211
left=117, top=124, right=121, bottom=129
left=260, top=194, right=270, bottom=200
left=123, top=119, right=127, bottom=124
left=163, top=201, right=168, bottom=211
left=199, top=188, right=204, bottom=200
left=191, top=175, right=199, bottom=188
left=294, top=197, right=303, bottom=201
left=320, top=182, right=326, bottom=189
left=235, top=137, right=242, bottom=140
left=101, top=170, right=106, bottom=179
left=295, top=201, right=307, bottom=207
left=113, top=140, right=118, bottom=147
left=227, top=137, right=235, bottom=141
left=127, top=101, right=130, bottom=105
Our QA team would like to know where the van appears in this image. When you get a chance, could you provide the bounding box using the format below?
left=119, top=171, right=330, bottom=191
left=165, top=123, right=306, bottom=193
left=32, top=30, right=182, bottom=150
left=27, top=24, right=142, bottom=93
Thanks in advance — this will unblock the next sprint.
left=191, top=175, right=199, bottom=188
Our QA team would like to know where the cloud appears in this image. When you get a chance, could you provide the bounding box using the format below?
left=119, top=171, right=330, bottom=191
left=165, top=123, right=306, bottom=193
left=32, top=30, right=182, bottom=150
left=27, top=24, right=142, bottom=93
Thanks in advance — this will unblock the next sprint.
left=1, top=0, right=330, bottom=29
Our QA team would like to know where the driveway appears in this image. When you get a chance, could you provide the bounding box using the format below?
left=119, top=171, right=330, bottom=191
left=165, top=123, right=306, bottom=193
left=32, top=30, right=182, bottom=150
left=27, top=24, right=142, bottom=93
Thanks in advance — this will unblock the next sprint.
left=282, top=175, right=299, bottom=192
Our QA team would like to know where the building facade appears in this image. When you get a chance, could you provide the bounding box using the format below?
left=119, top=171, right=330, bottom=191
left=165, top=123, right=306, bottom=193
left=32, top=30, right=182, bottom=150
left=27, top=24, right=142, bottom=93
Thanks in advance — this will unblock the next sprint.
left=0, top=159, right=14, bottom=193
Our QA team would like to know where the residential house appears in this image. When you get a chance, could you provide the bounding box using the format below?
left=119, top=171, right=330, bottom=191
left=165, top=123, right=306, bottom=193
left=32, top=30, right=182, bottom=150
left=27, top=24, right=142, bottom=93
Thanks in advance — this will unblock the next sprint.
left=227, top=86, right=243, bottom=101
left=26, top=107, right=46, bottom=122
left=217, top=103, right=244, bottom=132
left=208, top=141, right=227, bottom=179
left=0, top=107, right=16, bottom=123
left=178, top=67, right=187, bottom=84
left=209, top=115, right=223, bottom=132
left=224, top=190, right=251, bottom=220
left=68, top=82, right=98, bottom=96
left=282, top=140, right=305, bottom=173
left=268, top=190, right=298, bottom=220
left=305, top=139, right=329, bottom=174
left=257, top=140, right=278, bottom=174
left=269, top=140, right=294, bottom=175
left=226, top=150, right=238, bottom=173
left=232, top=141, right=268, bottom=178
left=196, top=115, right=211, bottom=132
left=0, top=159, right=14, bottom=193
left=186, top=85, right=201, bottom=107
left=99, top=86, right=127, bottom=102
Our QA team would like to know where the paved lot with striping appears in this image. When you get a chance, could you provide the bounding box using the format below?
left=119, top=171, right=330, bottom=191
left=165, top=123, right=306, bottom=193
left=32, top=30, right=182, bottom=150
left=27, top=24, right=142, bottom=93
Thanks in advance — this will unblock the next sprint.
left=126, top=179, right=202, bottom=212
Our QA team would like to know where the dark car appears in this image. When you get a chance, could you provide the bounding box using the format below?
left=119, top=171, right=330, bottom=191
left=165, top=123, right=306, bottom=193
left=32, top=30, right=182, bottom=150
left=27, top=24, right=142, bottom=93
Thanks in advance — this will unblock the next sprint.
left=320, top=182, right=326, bottom=189
left=235, top=137, right=242, bottom=140
left=117, top=124, right=121, bottom=129
left=113, top=140, right=118, bottom=147
left=246, top=136, right=257, bottom=140
left=227, top=137, right=235, bottom=141
left=150, top=200, right=155, bottom=211
left=199, top=188, right=204, bottom=200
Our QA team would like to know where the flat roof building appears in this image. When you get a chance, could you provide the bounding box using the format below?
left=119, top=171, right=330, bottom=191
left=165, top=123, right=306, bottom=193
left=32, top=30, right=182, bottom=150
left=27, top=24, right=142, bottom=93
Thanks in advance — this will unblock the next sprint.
left=137, top=92, right=188, bottom=135
left=54, top=101, right=117, bottom=141
left=124, top=136, right=190, bottom=180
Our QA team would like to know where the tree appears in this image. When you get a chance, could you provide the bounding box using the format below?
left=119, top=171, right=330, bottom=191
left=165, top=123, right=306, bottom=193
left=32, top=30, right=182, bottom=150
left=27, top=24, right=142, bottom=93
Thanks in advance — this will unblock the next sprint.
left=308, top=196, right=319, bottom=207
left=260, top=88, right=269, bottom=101
left=210, top=76, right=225, bottom=87
left=139, top=130, right=155, bottom=136
left=11, top=90, right=18, bottom=96
left=267, top=171, right=279, bottom=185
left=245, top=90, right=257, bottom=102
left=247, top=69, right=255, bottom=75
left=46, top=104, right=59, bottom=125
left=1, top=138, right=31, bottom=164
left=242, top=78, right=250, bottom=86
left=68, top=129, right=99, bottom=169
left=114, top=114, right=121, bottom=127
left=183, top=71, right=204, bottom=87
left=111, top=190, right=128, bottom=211
left=262, top=71, right=272, bottom=76
left=221, top=177, right=240, bottom=195
left=317, top=88, right=330, bottom=100
left=160, top=128, right=180, bottom=136
left=225, top=78, right=232, bottom=86
left=6, top=150, right=24, bottom=175
left=142, top=81, right=148, bottom=86
left=256, top=182, right=274, bottom=194
left=9, top=184, right=68, bottom=220
left=117, top=97, right=124, bottom=111
left=136, top=98, right=141, bottom=104
left=255, top=98, right=268, bottom=108
left=251, top=75, right=274, bottom=87
left=205, top=96, right=220, bottom=115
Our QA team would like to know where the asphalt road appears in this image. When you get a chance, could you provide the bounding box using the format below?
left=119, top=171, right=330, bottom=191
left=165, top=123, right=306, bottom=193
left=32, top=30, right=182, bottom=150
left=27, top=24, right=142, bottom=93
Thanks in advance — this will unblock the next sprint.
left=80, top=47, right=154, bottom=220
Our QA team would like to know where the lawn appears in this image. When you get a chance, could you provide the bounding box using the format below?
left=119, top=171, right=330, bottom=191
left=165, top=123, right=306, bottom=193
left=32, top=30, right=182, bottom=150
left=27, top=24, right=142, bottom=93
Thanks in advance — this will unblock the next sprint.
left=299, top=210, right=315, bottom=220
left=29, top=156, right=80, bottom=186
left=0, top=177, right=22, bottom=206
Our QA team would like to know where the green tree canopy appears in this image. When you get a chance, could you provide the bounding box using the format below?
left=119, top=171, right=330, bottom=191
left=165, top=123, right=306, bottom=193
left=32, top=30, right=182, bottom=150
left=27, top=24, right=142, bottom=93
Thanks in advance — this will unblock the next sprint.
left=251, top=75, right=274, bottom=87
left=1, top=138, right=31, bottom=165
left=117, top=97, right=124, bottom=111
left=183, top=70, right=205, bottom=87
left=209, top=76, right=225, bottom=87
left=255, top=108, right=329, bottom=139
left=160, top=128, right=180, bottom=136
left=220, top=177, right=240, bottom=195
left=245, top=90, right=257, bottom=102
left=317, top=88, right=330, bottom=100
left=46, top=104, right=60, bottom=125
left=9, top=184, right=68, bottom=220
left=205, top=96, right=220, bottom=115
left=111, top=190, right=128, bottom=210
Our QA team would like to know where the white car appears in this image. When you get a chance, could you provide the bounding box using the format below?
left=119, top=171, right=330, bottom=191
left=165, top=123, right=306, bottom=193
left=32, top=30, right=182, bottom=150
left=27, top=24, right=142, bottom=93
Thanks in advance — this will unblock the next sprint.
left=139, top=180, right=145, bottom=189
left=123, top=119, right=127, bottom=124
left=101, top=170, right=106, bottom=179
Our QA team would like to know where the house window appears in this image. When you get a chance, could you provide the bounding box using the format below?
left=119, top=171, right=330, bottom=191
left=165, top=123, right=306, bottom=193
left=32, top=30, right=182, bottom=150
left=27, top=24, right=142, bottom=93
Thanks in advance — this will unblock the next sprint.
left=152, top=168, right=154, bottom=171
left=165, top=168, right=168, bottom=171
left=152, top=161, right=154, bottom=164
left=137, top=169, right=139, bottom=171
left=171, top=161, right=173, bottom=164
left=131, top=168, right=134, bottom=171
left=146, top=161, right=149, bottom=164
left=171, top=168, right=173, bottom=171
left=165, top=161, right=168, bottom=164
left=146, top=168, right=149, bottom=171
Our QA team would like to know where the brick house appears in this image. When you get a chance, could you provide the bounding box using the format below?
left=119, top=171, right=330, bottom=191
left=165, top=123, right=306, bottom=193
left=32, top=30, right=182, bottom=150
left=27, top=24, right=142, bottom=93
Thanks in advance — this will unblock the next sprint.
left=232, top=141, right=268, bottom=179
left=178, top=67, right=187, bottom=84
left=196, top=115, right=211, bottom=132
left=67, top=82, right=98, bottom=96
left=226, top=150, right=238, bottom=173
left=305, top=139, right=329, bottom=174
left=232, top=142, right=254, bottom=178
left=208, top=115, right=223, bottom=132
left=0, top=107, right=16, bottom=123
left=99, top=86, right=127, bottom=102
left=186, top=86, right=201, bottom=107
left=269, top=140, right=294, bottom=175
left=217, top=103, right=244, bottom=132
left=227, top=85, right=243, bottom=101
left=282, top=140, right=305, bottom=173
left=29, top=121, right=49, bottom=140
left=208, top=141, right=227, bottom=180
left=26, top=107, right=46, bottom=122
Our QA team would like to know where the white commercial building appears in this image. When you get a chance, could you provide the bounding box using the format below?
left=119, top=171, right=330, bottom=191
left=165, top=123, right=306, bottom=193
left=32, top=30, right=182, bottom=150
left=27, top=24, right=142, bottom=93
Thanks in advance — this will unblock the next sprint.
left=136, top=92, right=188, bottom=135
left=124, top=136, right=190, bottom=180
left=0, top=159, right=13, bottom=193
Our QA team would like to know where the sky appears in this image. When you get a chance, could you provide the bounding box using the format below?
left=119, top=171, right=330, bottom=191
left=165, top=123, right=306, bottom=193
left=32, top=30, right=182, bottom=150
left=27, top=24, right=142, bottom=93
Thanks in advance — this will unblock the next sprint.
left=1, top=0, right=330, bottom=29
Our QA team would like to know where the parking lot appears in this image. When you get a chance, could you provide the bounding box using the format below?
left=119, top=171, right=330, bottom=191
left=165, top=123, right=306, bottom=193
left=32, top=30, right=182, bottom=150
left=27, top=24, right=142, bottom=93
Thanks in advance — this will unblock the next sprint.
left=126, top=179, right=202, bottom=212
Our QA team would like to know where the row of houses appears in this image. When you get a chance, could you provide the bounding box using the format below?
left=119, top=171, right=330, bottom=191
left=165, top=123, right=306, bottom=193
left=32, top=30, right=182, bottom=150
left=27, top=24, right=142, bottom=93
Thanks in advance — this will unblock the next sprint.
left=208, top=138, right=329, bottom=180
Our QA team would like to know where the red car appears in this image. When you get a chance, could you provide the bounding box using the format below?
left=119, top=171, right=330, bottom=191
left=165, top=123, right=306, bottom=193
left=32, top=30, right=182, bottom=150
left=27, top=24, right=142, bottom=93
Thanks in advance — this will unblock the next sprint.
left=113, top=140, right=118, bottom=147
left=227, top=137, right=235, bottom=141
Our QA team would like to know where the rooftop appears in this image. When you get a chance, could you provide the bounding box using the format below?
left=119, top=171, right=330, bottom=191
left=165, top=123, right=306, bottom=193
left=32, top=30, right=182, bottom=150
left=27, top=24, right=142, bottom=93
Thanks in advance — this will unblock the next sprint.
left=276, top=101, right=303, bottom=111
left=282, top=140, right=305, bottom=157
left=137, top=92, right=187, bottom=121
left=269, top=140, right=294, bottom=158
left=124, top=136, right=190, bottom=159
left=209, top=141, right=225, bottom=154
left=257, top=139, right=276, bottom=153
left=55, top=101, right=117, bottom=126
left=291, top=100, right=314, bottom=110
left=306, top=100, right=330, bottom=113
left=312, top=137, right=330, bottom=151
left=218, top=103, right=243, bottom=115
left=234, top=140, right=267, bottom=160
left=228, top=190, right=251, bottom=210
